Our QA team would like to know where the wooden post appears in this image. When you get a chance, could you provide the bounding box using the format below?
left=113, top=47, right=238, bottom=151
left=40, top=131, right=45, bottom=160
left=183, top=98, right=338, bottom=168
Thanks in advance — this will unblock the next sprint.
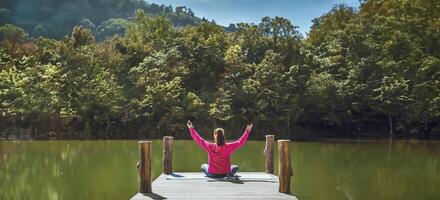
left=138, top=141, right=152, bottom=193
left=278, top=139, right=293, bottom=194
left=264, top=135, right=275, bottom=174
left=163, top=136, right=173, bottom=174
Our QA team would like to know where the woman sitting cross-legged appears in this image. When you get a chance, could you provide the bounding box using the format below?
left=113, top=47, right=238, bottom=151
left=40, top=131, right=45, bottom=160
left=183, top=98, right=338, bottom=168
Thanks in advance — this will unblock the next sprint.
left=186, top=120, right=253, bottom=178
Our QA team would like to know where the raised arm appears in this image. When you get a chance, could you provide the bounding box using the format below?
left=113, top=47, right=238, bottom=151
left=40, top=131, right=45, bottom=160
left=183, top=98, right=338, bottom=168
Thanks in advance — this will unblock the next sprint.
left=187, top=120, right=210, bottom=152
left=228, top=124, right=253, bottom=152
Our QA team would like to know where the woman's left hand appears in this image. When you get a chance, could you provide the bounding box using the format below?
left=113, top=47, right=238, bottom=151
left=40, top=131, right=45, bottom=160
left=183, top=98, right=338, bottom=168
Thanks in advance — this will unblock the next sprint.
left=187, top=120, right=193, bottom=129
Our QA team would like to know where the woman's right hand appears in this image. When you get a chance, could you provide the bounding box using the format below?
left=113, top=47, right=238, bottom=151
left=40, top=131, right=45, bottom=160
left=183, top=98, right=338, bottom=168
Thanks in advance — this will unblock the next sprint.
left=187, top=120, right=193, bottom=129
left=246, top=124, right=253, bottom=132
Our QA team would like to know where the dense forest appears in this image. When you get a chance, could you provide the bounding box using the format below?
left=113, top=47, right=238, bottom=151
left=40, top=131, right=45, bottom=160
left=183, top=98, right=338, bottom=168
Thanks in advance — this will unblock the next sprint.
left=0, top=0, right=439, bottom=140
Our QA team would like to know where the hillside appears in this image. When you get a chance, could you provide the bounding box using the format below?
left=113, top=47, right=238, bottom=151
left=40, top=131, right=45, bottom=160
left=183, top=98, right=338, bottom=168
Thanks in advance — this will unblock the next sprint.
left=0, top=0, right=205, bottom=40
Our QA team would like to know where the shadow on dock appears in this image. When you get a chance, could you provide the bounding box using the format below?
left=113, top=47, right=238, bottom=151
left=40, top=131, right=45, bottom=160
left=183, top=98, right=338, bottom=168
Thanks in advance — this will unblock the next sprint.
left=131, top=193, right=166, bottom=200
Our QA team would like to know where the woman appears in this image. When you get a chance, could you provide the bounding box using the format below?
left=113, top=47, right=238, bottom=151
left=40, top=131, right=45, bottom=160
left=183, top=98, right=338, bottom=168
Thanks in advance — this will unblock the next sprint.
left=186, top=120, right=253, bottom=177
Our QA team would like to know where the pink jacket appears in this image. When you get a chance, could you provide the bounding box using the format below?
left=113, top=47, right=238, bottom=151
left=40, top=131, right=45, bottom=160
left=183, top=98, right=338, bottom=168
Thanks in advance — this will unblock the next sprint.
left=189, top=127, right=250, bottom=174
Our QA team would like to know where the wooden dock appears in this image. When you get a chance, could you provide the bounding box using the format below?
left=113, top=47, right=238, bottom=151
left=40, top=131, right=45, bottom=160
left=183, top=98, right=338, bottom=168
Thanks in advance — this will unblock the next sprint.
left=131, top=135, right=296, bottom=199
left=130, top=172, right=297, bottom=199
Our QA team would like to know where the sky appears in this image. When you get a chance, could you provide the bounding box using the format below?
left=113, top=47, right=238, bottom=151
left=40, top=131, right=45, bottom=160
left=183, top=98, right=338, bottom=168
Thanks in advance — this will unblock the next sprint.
left=148, top=0, right=361, bottom=36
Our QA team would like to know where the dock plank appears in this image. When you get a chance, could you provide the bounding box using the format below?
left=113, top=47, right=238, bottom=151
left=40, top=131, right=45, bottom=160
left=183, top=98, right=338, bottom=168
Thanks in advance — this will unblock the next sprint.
left=130, top=172, right=297, bottom=200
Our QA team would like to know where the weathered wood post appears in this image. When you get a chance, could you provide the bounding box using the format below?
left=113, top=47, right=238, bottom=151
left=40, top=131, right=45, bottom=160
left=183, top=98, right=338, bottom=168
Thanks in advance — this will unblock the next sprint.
left=138, top=141, right=152, bottom=193
left=163, top=136, right=173, bottom=174
left=264, top=135, right=275, bottom=174
left=278, top=139, right=293, bottom=194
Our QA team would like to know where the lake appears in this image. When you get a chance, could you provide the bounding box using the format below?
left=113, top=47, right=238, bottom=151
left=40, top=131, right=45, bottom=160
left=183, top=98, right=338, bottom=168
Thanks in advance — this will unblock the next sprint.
left=1, top=140, right=439, bottom=199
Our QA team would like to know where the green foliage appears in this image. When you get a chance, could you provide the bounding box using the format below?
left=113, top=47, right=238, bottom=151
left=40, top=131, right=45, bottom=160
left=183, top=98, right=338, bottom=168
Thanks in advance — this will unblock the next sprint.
left=71, top=26, right=95, bottom=48
left=181, top=22, right=228, bottom=92
left=302, top=0, right=440, bottom=136
left=1, top=0, right=439, bottom=139
left=130, top=47, right=188, bottom=134
left=259, top=16, right=301, bottom=44
left=127, top=10, right=174, bottom=50
left=0, top=66, right=26, bottom=116
left=209, top=88, right=233, bottom=122
left=96, top=18, right=129, bottom=41
left=0, top=24, right=28, bottom=43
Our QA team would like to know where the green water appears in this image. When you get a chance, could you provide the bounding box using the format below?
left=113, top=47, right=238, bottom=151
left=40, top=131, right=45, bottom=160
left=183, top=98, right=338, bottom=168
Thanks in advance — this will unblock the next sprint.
left=1, top=140, right=439, bottom=200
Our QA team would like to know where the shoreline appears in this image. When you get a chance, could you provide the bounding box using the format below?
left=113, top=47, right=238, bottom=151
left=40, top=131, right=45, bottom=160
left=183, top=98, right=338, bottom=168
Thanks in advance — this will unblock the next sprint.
left=1, top=125, right=438, bottom=141
left=1, top=134, right=439, bottom=141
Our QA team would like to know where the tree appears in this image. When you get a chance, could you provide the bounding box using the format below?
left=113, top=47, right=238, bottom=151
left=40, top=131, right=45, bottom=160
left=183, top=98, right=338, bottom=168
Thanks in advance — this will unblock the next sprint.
left=130, top=47, right=188, bottom=135
left=0, top=24, right=28, bottom=47
left=250, top=50, right=291, bottom=132
left=209, top=88, right=233, bottom=123
left=96, top=18, right=129, bottom=41
left=126, top=10, right=174, bottom=50
left=373, top=76, right=411, bottom=137
left=258, top=16, right=301, bottom=44
left=71, top=26, right=95, bottom=48
left=0, top=66, right=26, bottom=117
left=180, top=22, right=227, bottom=92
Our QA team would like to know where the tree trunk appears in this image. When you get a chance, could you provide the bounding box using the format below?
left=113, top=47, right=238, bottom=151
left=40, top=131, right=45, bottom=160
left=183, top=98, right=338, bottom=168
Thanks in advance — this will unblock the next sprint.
left=388, top=115, right=393, bottom=138
left=424, top=123, right=432, bottom=140
left=29, top=120, right=35, bottom=139
left=105, top=117, right=110, bottom=139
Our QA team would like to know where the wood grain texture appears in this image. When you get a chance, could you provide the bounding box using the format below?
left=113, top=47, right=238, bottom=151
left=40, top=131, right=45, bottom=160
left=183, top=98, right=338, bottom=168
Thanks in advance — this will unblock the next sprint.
left=138, top=141, right=152, bottom=193
left=130, top=172, right=297, bottom=200
left=264, top=135, right=275, bottom=174
left=278, top=140, right=293, bottom=194
left=163, top=136, right=173, bottom=174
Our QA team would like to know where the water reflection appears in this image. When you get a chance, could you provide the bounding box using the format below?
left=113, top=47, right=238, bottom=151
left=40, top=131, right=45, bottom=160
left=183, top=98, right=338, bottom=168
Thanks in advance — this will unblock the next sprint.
left=292, top=140, right=440, bottom=200
left=0, top=141, right=139, bottom=199
left=0, top=140, right=439, bottom=200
